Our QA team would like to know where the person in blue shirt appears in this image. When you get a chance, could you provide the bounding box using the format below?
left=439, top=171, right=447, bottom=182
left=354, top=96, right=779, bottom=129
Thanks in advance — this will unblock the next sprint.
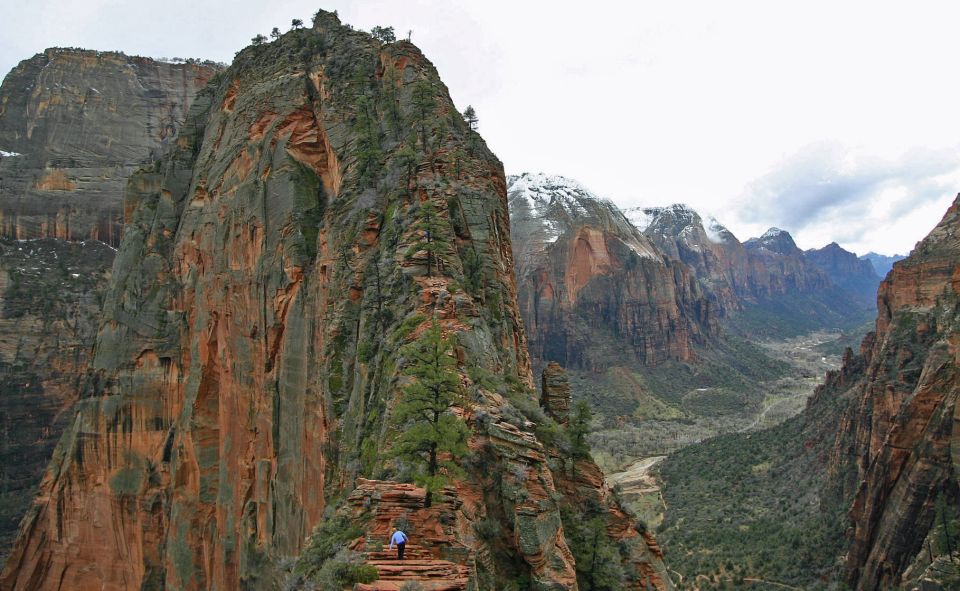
left=388, top=527, right=408, bottom=560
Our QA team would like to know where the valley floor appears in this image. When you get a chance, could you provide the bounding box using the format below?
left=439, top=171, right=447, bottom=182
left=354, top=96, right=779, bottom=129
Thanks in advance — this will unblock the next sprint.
left=597, top=330, right=860, bottom=583
left=598, top=329, right=872, bottom=590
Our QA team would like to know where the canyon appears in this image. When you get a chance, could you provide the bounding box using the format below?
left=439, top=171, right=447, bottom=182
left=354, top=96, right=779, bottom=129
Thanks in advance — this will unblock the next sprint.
left=0, top=13, right=669, bottom=590
left=0, top=9, right=949, bottom=591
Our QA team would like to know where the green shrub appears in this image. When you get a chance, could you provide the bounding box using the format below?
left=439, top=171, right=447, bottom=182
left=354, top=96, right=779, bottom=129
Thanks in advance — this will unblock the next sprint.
left=295, top=511, right=365, bottom=580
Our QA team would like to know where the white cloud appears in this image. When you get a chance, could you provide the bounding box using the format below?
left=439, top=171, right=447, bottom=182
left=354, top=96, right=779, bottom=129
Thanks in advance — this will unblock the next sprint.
left=2, top=0, right=959, bottom=256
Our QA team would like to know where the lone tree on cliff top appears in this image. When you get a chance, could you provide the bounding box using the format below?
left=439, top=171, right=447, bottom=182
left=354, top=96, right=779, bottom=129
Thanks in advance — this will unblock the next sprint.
left=389, top=319, right=469, bottom=506
left=462, top=105, right=478, bottom=130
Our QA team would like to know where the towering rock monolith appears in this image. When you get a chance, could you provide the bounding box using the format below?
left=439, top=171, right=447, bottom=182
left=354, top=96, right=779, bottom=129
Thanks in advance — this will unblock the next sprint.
left=2, top=13, right=670, bottom=591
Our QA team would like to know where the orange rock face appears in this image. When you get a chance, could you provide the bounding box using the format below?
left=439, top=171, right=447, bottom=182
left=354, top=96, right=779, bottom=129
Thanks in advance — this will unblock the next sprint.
left=813, top=195, right=960, bottom=590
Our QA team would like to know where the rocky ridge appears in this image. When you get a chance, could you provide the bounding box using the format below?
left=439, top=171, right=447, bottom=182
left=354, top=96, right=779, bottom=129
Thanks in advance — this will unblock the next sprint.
left=823, top=194, right=960, bottom=589
left=1, top=14, right=669, bottom=590
left=805, top=241, right=881, bottom=304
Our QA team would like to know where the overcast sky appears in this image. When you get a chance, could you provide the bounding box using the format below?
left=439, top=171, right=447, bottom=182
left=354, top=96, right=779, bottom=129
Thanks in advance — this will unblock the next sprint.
left=3, top=0, right=959, bottom=255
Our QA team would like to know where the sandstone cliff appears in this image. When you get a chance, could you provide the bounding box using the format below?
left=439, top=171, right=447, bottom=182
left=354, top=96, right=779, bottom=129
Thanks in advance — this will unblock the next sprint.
left=2, top=14, right=669, bottom=590
left=631, top=207, right=872, bottom=337
left=0, top=50, right=219, bottom=564
left=0, top=49, right=220, bottom=244
left=824, top=194, right=960, bottom=590
left=510, top=174, right=718, bottom=373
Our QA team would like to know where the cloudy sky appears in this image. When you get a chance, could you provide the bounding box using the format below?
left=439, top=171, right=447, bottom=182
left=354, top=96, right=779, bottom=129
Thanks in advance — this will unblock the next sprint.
left=3, top=0, right=959, bottom=255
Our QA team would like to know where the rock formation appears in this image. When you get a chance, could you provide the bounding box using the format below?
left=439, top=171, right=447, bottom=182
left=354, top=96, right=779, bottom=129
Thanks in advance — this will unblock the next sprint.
left=805, top=241, right=881, bottom=305
left=632, top=205, right=874, bottom=335
left=0, top=49, right=220, bottom=245
left=1, top=14, right=670, bottom=590
left=822, top=194, right=960, bottom=590
left=540, top=362, right=572, bottom=424
left=509, top=174, right=718, bottom=374
left=0, top=50, right=219, bottom=563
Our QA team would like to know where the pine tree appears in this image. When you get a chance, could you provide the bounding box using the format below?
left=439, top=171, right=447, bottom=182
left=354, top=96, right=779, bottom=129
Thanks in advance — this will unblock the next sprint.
left=569, top=400, right=592, bottom=459
left=462, top=105, right=478, bottom=130
left=251, top=34, right=268, bottom=46
left=371, top=26, right=396, bottom=44
left=354, top=96, right=382, bottom=186
left=404, top=199, right=449, bottom=277
left=396, top=146, right=418, bottom=197
left=389, top=319, right=469, bottom=506
left=411, top=80, right=436, bottom=149
left=291, top=18, right=304, bottom=30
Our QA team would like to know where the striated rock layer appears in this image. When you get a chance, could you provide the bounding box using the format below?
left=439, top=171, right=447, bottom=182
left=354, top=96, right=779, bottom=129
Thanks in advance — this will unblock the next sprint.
left=0, top=49, right=220, bottom=245
left=800, top=194, right=960, bottom=589
left=0, top=50, right=219, bottom=564
left=2, top=13, right=669, bottom=591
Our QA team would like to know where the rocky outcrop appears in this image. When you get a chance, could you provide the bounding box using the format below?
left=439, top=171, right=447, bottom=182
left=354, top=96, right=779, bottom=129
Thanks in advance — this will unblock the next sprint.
left=540, top=362, right=571, bottom=424
left=0, top=49, right=220, bottom=245
left=509, top=174, right=718, bottom=374
left=2, top=14, right=669, bottom=590
left=822, top=194, right=960, bottom=590
left=805, top=242, right=881, bottom=304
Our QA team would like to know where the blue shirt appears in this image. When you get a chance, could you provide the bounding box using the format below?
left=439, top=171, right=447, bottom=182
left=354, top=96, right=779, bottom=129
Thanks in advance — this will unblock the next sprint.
left=389, top=530, right=408, bottom=548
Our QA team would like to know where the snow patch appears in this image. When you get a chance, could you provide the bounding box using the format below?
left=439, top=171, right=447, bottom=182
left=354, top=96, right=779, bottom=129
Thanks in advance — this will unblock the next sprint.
left=623, top=207, right=653, bottom=232
left=0, top=150, right=22, bottom=158
left=761, top=227, right=786, bottom=239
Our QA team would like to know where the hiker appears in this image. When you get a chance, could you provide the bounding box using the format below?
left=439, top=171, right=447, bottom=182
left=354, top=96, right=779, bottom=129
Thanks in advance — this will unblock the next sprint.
left=388, top=527, right=408, bottom=560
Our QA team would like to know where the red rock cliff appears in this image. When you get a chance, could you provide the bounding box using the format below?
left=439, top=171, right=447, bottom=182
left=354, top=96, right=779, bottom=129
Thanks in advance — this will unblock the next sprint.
left=1, top=14, right=670, bottom=591
left=812, top=194, right=960, bottom=590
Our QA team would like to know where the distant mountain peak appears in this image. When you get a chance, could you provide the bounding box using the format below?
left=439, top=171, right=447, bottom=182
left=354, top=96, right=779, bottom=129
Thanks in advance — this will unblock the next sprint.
left=746, top=227, right=800, bottom=255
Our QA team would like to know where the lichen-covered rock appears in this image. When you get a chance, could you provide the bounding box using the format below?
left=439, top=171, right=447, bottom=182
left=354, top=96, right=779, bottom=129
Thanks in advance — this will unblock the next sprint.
left=1, top=13, right=670, bottom=591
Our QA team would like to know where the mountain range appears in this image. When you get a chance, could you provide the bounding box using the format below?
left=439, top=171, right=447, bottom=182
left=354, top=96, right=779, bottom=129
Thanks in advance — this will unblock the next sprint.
left=0, top=10, right=953, bottom=591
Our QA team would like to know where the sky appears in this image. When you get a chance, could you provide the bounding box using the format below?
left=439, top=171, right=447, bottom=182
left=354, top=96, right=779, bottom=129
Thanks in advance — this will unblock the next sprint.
left=3, top=1, right=959, bottom=255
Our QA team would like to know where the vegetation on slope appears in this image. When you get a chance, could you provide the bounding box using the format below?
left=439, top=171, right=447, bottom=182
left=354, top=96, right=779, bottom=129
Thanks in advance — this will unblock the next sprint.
left=655, top=386, right=855, bottom=590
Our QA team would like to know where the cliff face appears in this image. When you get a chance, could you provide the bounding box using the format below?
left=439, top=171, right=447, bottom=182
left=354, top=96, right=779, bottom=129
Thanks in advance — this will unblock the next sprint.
left=2, top=14, right=669, bottom=591
left=0, top=50, right=219, bottom=563
left=805, top=242, right=881, bottom=304
left=0, top=49, right=220, bottom=245
left=510, top=174, right=717, bottom=374
left=632, top=207, right=870, bottom=337
left=0, top=238, right=114, bottom=560
left=742, top=228, right=831, bottom=296
left=822, top=194, right=960, bottom=590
